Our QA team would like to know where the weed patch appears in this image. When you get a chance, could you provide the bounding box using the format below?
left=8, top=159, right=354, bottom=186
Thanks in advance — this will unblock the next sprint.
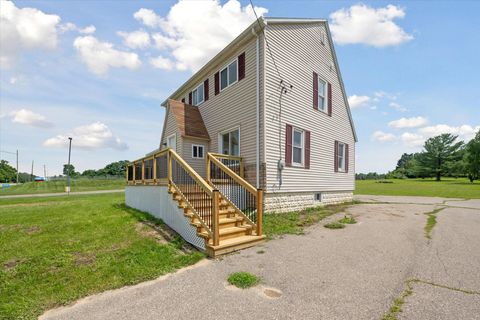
left=424, top=207, right=445, bottom=239
left=339, top=215, right=357, bottom=224
left=324, top=222, right=345, bottom=229
left=227, top=272, right=260, bottom=289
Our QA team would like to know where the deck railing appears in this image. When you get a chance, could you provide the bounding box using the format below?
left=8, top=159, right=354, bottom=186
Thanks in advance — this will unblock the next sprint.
left=207, top=153, right=244, bottom=177
left=207, top=153, right=263, bottom=236
left=126, top=149, right=221, bottom=245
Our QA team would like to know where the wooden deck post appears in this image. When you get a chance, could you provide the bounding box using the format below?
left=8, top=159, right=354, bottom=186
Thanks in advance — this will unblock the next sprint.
left=141, top=160, right=145, bottom=184
left=212, top=189, right=220, bottom=246
left=132, top=164, right=136, bottom=184
left=206, top=155, right=211, bottom=184
left=153, top=157, right=157, bottom=184
left=167, top=150, right=173, bottom=185
left=256, top=189, right=263, bottom=236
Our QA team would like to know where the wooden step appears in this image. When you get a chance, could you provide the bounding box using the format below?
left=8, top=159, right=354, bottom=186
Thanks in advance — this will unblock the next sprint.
left=206, top=235, right=266, bottom=257
left=199, top=226, right=251, bottom=240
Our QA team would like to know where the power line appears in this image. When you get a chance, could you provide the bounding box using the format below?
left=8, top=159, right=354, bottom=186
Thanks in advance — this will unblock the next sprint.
left=249, top=0, right=292, bottom=88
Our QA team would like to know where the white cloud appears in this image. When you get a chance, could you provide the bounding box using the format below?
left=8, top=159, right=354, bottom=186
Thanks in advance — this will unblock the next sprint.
left=44, top=122, right=127, bottom=150
left=149, top=56, right=174, bottom=70
left=10, top=109, right=53, bottom=128
left=134, top=0, right=267, bottom=72
left=400, top=132, right=424, bottom=148
left=372, top=131, right=396, bottom=142
left=9, top=76, right=17, bottom=84
left=418, top=124, right=480, bottom=141
left=348, top=95, right=370, bottom=108
left=117, top=29, right=150, bottom=49
left=389, top=116, right=428, bottom=129
left=330, top=4, right=413, bottom=47
left=389, top=102, right=407, bottom=112
left=134, top=8, right=164, bottom=28
left=73, top=36, right=141, bottom=75
left=0, top=0, right=61, bottom=68
left=79, top=25, right=96, bottom=34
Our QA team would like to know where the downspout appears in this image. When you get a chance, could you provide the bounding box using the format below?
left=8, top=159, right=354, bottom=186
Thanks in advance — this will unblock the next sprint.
left=253, top=27, right=260, bottom=188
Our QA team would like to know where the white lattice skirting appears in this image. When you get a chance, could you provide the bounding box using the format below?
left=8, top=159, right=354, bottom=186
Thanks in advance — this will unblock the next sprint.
left=125, top=186, right=205, bottom=250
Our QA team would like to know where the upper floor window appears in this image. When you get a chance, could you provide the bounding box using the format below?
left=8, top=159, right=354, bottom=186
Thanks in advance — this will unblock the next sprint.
left=220, top=60, right=238, bottom=91
left=318, top=78, right=327, bottom=112
left=292, top=128, right=304, bottom=166
left=192, top=83, right=204, bottom=105
left=220, top=128, right=239, bottom=156
left=337, top=142, right=346, bottom=172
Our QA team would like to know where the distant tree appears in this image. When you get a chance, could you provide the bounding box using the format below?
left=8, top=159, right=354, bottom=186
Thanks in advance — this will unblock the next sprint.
left=103, top=160, right=129, bottom=176
left=0, top=160, right=17, bottom=183
left=416, top=134, right=464, bottom=181
left=81, top=169, right=97, bottom=177
left=396, top=153, right=414, bottom=170
left=18, top=172, right=31, bottom=183
left=464, top=130, right=480, bottom=182
left=63, top=164, right=76, bottom=177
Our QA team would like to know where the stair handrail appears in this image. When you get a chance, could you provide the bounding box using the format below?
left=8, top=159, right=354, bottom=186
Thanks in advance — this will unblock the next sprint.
left=207, top=153, right=263, bottom=236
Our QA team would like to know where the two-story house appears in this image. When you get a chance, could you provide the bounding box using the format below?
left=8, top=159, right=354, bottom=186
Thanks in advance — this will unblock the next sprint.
left=126, top=17, right=357, bottom=256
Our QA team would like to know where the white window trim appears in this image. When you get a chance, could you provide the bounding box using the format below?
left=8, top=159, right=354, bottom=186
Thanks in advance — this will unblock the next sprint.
left=338, top=142, right=346, bottom=172
left=292, top=127, right=304, bottom=167
left=192, top=83, right=205, bottom=106
left=219, top=58, right=238, bottom=92
left=318, top=77, right=328, bottom=113
left=166, top=133, right=176, bottom=150
left=191, top=144, right=205, bottom=159
left=218, top=126, right=241, bottom=156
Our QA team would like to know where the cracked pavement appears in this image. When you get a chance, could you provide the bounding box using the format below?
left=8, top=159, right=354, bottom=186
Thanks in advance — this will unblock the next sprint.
left=41, top=195, right=480, bottom=320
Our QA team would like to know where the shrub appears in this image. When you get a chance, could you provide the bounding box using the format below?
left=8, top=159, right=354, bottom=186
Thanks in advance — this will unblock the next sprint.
left=227, top=272, right=260, bottom=289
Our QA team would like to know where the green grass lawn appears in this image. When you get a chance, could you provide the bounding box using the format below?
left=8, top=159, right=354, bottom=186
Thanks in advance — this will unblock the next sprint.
left=0, top=178, right=125, bottom=196
left=0, top=193, right=204, bottom=319
left=355, top=178, right=480, bottom=199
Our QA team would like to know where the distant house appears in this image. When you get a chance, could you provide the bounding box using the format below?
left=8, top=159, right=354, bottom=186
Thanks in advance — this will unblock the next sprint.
left=126, top=17, right=357, bottom=256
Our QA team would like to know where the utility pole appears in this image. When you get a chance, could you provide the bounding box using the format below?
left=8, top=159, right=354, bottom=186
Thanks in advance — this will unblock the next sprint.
left=16, top=150, right=19, bottom=184
left=31, top=160, right=34, bottom=182
left=66, top=137, right=72, bottom=193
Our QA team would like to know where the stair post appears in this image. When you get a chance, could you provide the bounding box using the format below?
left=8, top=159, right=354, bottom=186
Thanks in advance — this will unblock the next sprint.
left=206, top=154, right=211, bottom=184
left=212, top=189, right=220, bottom=246
left=167, top=149, right=173, bottom=186
left=153, top=156, right=157, bottom=184
left=256, top=189, right=263, bottom=236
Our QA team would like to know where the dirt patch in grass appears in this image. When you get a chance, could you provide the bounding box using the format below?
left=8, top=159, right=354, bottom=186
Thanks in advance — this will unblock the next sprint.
left=73, top=253, right=96, bottom=267
left=24, top=225, right=41, bottom=234
left=3, top=258, right=27, bottom=270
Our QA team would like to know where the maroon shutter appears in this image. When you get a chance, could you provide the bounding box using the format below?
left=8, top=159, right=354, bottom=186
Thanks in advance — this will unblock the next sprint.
left=328, top=82, right=332, bottom=116
left=305, top=130, right=311, bottom=169
left=204, top=79, right=209, bottom=101
left=214, top=72, right=220, bottom=95
left=181, top=98, right=185, bottom=103
left=285, top=124, right=293, bottom=166
left=238, top=52, right=245, bottom=80
left=334, top=140, right=339, bottom=172
left=313, top=72, right=318, bottom=110
left=345, top=144, right=349, bottom=173
left=188, top=91, right=192, bottom=105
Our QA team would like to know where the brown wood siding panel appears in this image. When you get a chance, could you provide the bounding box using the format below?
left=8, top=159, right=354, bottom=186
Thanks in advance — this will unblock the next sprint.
left=285, top=124, right=292, bottom=166
left=264, top=23, right=355, bottom=192
left=238, top=52, right=245, bottom=80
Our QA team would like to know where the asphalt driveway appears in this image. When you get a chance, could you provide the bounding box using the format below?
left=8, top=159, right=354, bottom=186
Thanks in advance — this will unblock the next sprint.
left=41, top=195, right=480, bottom=320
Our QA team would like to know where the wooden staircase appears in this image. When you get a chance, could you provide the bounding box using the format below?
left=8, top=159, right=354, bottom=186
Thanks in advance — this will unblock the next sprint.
left=168, top=186, right=264, bottom=257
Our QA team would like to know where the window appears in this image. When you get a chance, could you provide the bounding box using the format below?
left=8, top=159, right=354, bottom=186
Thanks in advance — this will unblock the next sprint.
left=192, top=144, right=204, bottom=159
left=220, top=128, right=240, bottom=156
left=314, top=192, right=322, bottom=202
left=318, top=78, right=327, bottom=112
left=192, top=83, right=204, bottom=105
left=292, top=128, right=304, bottom=165
left=220, top=60, right=238, bottom=91
left=337, top=142, right=346, bottom=172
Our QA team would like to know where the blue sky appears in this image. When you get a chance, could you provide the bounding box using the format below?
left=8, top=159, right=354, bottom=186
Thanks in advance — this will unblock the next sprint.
left=0, top=0, right=479, bottom=176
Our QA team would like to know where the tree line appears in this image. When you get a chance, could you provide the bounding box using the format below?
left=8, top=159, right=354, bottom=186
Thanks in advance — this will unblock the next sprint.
left=0, top=160, right=129, bottom=183
left=357, top=130, right=480, bottom=182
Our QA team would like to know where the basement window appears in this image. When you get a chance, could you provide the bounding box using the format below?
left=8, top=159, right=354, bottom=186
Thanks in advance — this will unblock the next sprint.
left=314, top=192, right=322, bottom=202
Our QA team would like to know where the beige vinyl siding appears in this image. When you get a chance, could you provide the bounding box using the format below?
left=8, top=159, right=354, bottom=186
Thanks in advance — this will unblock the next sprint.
left=182, top=138, right=208, bottom=177
left=170, top=35, right=265, bottom=186
left=264, top=22, right=355, bottom=193
left=160, top=107, right=181, bottom=153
